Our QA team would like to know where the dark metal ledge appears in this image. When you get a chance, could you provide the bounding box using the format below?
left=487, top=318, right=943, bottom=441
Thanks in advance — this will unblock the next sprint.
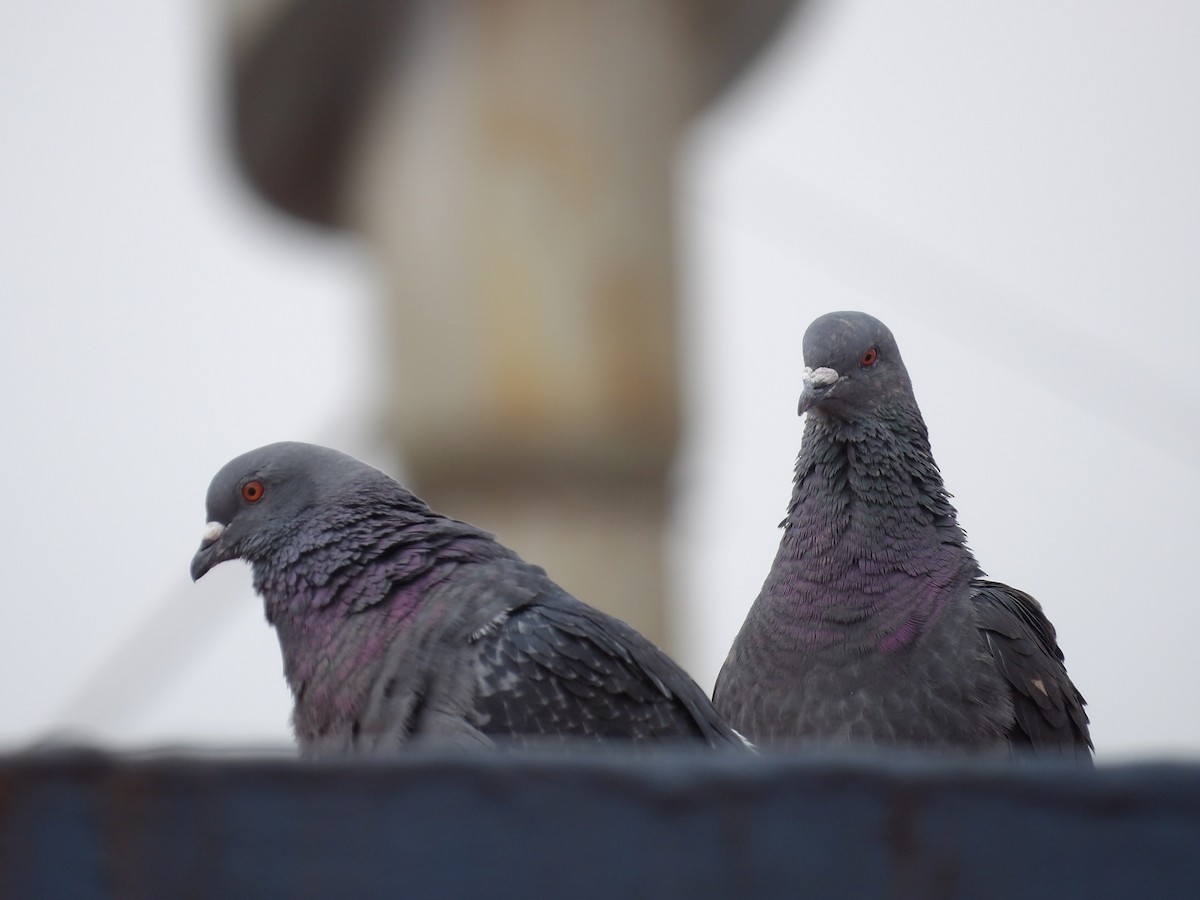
left=2, top=748, right=1198, bottom=899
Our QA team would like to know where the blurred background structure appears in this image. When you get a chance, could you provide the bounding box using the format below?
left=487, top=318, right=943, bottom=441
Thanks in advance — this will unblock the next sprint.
left=225, top=0, right=799, bottom=644
left=1, top=1, right=1198, bottom=757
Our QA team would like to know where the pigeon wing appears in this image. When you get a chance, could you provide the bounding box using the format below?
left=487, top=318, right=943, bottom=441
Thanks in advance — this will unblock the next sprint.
left=466, top=595, right=743, bottom=746
left=973, top=579, right=1092, bottom=761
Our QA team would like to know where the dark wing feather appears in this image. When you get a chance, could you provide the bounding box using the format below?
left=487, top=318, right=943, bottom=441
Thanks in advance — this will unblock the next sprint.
left=466, top=578, right=745, bottom=748
left=356, top=558, right=746, bottom=749
left=973, top=579, right=1092, bottom=762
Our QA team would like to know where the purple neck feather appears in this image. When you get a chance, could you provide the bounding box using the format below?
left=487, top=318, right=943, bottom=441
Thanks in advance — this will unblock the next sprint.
left=251, top=500, right=510, bottom=739
left=763, top=406, right=980, bottom=655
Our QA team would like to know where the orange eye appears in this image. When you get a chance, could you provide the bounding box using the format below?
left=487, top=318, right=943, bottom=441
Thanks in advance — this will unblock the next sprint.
left=241, top=480, right=265, bottom=503
left=860, top=346, right=879, bottom=368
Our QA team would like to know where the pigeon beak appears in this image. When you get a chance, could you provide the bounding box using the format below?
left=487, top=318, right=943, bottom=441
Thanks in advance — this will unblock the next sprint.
left=797, top=366, right=840, bottom=416
left=190, top=521, right=231, bottom=581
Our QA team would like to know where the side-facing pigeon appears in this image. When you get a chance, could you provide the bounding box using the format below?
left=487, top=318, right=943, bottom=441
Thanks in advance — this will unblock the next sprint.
left=713, top=311, right=1091, bottom=761
left=191, top=442, right=745, bottom=755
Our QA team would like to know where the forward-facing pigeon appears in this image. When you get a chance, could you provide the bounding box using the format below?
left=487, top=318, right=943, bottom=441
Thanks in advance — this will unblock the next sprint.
left=713, top=312, right=1091, bottom=761
left=191, top=442, right=745, bottom=755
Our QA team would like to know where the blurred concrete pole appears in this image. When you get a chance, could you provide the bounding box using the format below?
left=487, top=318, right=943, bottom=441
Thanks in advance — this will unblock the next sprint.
left=224, top=0, right=798, bottom=648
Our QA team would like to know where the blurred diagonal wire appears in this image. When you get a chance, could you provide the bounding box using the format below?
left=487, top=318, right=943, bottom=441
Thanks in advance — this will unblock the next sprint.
left=683, top=171, right=1200, bottom=471
left=50, top=567, right=250, bottom=735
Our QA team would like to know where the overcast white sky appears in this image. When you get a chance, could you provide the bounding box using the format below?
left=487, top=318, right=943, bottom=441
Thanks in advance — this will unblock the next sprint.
left=1, top=1, right=1197, bottom=760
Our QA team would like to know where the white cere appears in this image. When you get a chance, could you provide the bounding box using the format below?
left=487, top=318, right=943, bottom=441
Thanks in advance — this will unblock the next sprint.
left=202, top=521, right=226, bottom=543
left=804, top=366, right=840, bottom=387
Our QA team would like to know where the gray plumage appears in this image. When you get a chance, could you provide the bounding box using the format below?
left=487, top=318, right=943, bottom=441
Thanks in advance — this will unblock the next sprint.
left=713, top=312, right=1091, bottom=761
left=191, top=442, right=744, bottom=756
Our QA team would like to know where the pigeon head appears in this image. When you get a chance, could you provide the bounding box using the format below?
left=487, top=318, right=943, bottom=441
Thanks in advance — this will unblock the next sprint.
left=797, top=311, right=915, bottom=422
left=190, top=442, right=391, bottom=581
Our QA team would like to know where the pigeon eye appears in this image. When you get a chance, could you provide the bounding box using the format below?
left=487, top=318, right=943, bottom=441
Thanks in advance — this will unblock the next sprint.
left=241, top=480, right=265, bottom=503
left=860, top=346, right=879, bottom=368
